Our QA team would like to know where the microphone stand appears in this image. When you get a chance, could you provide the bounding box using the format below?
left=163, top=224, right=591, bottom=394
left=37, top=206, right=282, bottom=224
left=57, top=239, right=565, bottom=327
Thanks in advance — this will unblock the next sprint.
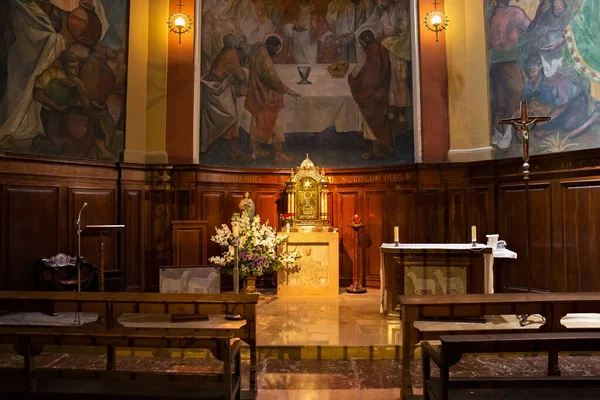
left=76, top=202, right=88, bottom=292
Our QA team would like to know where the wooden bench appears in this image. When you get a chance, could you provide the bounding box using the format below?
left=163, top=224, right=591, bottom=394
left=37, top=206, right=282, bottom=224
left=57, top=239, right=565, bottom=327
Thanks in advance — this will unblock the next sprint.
left=399, top=292, right=600, bottom=399
left=422, top=332, right=600, bottom=400
left=0, top=291, right=259, bottom=399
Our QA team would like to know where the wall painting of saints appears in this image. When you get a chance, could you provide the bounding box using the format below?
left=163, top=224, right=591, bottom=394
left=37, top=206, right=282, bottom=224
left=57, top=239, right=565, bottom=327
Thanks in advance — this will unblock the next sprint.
left=0, top=0, right=129, bottom=161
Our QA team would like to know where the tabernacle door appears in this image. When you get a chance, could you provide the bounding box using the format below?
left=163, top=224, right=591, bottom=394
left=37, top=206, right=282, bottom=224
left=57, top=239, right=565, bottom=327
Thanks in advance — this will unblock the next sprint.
left=277, top=231, right=339, bottom=296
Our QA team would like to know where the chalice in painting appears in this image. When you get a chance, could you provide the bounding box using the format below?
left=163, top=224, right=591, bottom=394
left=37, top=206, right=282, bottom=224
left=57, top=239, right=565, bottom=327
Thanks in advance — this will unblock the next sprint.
left=297, top=65, right=312, bottom=84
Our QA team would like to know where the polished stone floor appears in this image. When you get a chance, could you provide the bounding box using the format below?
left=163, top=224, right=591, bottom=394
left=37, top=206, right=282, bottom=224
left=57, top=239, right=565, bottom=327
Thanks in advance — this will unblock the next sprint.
left=256, top=289, right=600, bottom=347
left=3, top=289, right=600, bottom=398
left=2, top=351, right=600, bottom=399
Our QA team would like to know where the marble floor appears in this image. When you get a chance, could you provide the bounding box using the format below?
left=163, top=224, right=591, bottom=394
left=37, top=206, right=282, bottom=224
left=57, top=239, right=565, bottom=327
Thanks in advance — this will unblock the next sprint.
left=3, top=289, right=600, bottom=398
left=256, top=288, right=600, bottom=348
left=2, top=351, right=600, bottom=399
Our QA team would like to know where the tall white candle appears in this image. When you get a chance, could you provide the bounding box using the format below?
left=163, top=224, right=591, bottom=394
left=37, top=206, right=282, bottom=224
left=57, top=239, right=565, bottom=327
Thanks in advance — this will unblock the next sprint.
left=394, top=226, right=399, bottom=242
left=232, top=221, right=239, bottom=238
left=471, top=225, right=477, bottom=243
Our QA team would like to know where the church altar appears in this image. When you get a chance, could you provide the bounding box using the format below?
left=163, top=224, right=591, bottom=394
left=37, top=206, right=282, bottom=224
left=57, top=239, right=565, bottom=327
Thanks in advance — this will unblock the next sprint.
left=277, top=231, right=339, bottom=296
left=379, top=243, right=517, bottom=315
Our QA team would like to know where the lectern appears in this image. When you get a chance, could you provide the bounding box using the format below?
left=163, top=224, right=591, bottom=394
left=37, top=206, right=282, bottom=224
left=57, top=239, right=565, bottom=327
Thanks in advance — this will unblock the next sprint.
left=82, top=225, right=124, bottom=291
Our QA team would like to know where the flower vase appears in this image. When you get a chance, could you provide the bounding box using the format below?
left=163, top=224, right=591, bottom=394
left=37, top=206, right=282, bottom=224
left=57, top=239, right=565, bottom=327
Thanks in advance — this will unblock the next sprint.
left=243, top=275, right=258, bottom=294
left=285, top=222, right=291, bottom=233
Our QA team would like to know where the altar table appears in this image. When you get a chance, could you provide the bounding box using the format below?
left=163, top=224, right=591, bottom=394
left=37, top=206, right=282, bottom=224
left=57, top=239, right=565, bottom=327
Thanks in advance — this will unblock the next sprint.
left=238, top=64, right=361, bottom=134
left=379, top=244, right=517, bottom=315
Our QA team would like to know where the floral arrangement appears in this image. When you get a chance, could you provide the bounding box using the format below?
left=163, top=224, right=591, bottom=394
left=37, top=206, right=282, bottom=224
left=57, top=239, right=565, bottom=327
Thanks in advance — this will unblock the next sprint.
left=283, top=213, right=294, bottom=225
left=209, top=211, right=301, bottom=278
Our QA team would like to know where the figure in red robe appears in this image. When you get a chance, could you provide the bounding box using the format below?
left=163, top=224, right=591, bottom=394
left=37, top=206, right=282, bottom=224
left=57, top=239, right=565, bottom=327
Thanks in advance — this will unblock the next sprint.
left=244, top=36, right=301, bottom=163
left=348, top=30, right=393, bottom=160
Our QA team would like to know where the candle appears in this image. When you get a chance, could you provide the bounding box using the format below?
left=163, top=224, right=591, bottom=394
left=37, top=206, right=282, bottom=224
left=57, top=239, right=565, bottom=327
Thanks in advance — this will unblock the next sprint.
left=353, top=214, right=359, bottom=223
left=394, top=226, right=399, bottom=243
left=471, top=225, right=477, bottom=243
left=232, top=221, right=239, bottom=238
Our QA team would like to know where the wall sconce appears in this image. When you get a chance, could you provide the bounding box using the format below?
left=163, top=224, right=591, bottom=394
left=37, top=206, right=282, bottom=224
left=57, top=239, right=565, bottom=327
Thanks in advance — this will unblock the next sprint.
left=424, top=0, right=449, bottom=42
left=167, top=1, right=192, bottom=44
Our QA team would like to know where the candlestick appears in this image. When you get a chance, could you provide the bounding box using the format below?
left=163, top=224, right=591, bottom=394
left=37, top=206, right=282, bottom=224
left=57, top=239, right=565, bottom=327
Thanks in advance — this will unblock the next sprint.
left=471, top=225, right=477, bottom=245
left=394, top=226, right=399, bottom=244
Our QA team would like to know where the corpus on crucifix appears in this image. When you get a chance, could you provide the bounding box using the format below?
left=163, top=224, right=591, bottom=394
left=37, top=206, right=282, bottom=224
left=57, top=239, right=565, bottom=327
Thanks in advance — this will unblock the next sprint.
left=498, top=100, right=551, bottom=180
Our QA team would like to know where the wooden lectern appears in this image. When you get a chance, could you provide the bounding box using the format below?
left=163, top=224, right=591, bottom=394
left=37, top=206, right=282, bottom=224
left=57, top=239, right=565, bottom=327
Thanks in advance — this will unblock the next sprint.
left=82, top=225, right=124, bottom=291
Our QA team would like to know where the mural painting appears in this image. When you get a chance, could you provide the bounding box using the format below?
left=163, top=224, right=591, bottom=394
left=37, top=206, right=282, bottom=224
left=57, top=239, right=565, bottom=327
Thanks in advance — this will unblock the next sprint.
left=487, top=0, right=600, bottom=158
left=0, top=0, right=129, bottom=161
left=199, top=0, right=414, bottom=168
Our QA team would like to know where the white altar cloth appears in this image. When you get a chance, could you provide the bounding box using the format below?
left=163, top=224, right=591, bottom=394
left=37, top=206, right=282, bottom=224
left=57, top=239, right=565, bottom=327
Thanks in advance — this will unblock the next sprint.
left=237, top=64, right=361, bottom=134
left=379, top=243, right=517, bottom=313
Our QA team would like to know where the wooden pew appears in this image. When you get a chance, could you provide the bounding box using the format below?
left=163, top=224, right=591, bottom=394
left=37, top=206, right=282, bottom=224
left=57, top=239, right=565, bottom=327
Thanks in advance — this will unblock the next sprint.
left=0, top=291, right=259, bottom=399
left=422, top=332, right=600, bottom=400
left=399, top=292, right=600, bottom=399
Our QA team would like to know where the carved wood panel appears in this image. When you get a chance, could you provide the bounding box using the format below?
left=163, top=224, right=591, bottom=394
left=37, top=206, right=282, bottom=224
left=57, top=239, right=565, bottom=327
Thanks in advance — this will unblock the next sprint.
left=122, top=189, right=143, bottom=290
left=201, top=191, right=225, bottom=262
left=421, top=188, right=445, bottom=243
left=171, top=220, right=208, bottom=266
left=390, top=189, right=418, bottom=243
left=364, top=191, right=385, bottom=286
left=256, top=192, right=279, bottom=228
left=1, top=186, right=58, bottom=290
left=336, top=191, right=358, bottom=284
left=498, top=183, right=551, bottom=292
left=561, top=181, right=600, bottom=292
left=447, top=188, right=468, bottom=243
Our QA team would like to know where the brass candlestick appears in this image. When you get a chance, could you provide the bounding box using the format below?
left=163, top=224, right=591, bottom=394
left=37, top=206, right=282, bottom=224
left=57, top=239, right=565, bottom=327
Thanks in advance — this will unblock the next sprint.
left=346, top=215, right=366, bottom=294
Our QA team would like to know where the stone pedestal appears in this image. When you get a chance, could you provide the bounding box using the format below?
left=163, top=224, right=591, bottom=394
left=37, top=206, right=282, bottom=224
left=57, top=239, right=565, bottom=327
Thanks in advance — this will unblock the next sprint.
left=277, top=231, right=339, bottom=296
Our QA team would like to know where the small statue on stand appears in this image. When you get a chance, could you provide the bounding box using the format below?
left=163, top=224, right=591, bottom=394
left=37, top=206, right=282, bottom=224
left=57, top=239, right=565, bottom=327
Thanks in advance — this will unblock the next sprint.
left=239, top=192, right=255, bottom=220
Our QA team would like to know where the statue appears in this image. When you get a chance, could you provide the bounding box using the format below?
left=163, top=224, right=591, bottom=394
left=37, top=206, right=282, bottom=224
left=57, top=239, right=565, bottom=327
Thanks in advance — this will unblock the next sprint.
left=239, top=192, right=255, bottom=220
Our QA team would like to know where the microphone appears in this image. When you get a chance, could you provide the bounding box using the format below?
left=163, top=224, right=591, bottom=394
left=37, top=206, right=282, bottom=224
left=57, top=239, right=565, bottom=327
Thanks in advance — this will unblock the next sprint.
left=77, top=202, right=88, bottom=226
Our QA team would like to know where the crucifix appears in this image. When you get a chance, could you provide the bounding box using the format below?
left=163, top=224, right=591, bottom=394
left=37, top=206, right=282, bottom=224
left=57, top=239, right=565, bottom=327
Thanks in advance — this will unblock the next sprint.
left=498, top=100, right=551, bottom=180
left=498, top=99, right=551, bottom=327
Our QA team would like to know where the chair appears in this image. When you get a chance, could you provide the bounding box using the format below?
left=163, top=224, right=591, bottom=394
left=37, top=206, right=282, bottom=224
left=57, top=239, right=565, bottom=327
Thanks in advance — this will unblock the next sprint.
left=35, top=253, right=97, bottom=291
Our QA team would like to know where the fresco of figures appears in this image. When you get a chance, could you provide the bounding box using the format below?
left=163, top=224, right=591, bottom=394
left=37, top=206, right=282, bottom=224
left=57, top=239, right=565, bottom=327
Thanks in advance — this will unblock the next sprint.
left=487, top=0, right=600, bottom=158
left=199, top=0, right=414, bottom=168
left=0, top=0, right=128, bottom=161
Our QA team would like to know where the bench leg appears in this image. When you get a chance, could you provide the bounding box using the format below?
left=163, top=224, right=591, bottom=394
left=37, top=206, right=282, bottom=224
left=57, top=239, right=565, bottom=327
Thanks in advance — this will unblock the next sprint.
left=223, top=340, right=233, bottom=400
left=548, top=349, right=561, bottom=376
left=106, top=346, right=116, bottom=370
left=235, top=344, right=242, bottom=400
left=422, top=349, right=430, bottom=400
left=20, top=336, right=36, bottom=393
left=249, top=339, right=257, bottom=393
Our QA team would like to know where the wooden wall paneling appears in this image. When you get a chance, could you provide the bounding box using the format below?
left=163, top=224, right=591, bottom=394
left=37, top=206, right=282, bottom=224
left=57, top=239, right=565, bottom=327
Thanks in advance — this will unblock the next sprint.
left=200, top=191, right=225, bottom=262
left=447, top=187, right=468, bottom=243
left=550, top=180, right=565, bottom=292
left=255, top=191, right=279, bottom=228
left=560, top=180, right=600, bottom=292
left=122, top=188, right=144, bottom=290
left=171, top=220, right=208, bottom=266
left=470, top=185, right=494, bottom=244
left=337, top=191, right=359, bottom=285
left=420, top=188, right=446, bottom=243
left=1, top=186, right=59, bottom=290
left=69, top=188, right=117, bottom=273
left=497, top=182, right=552, bottom=292
left=364, top=190, right=385, bottom=287
left=147, top=189, right=172, bottom=291
left=228, top=191, right=246, bottom=220
left=390, top=189, right=418, bottom=243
